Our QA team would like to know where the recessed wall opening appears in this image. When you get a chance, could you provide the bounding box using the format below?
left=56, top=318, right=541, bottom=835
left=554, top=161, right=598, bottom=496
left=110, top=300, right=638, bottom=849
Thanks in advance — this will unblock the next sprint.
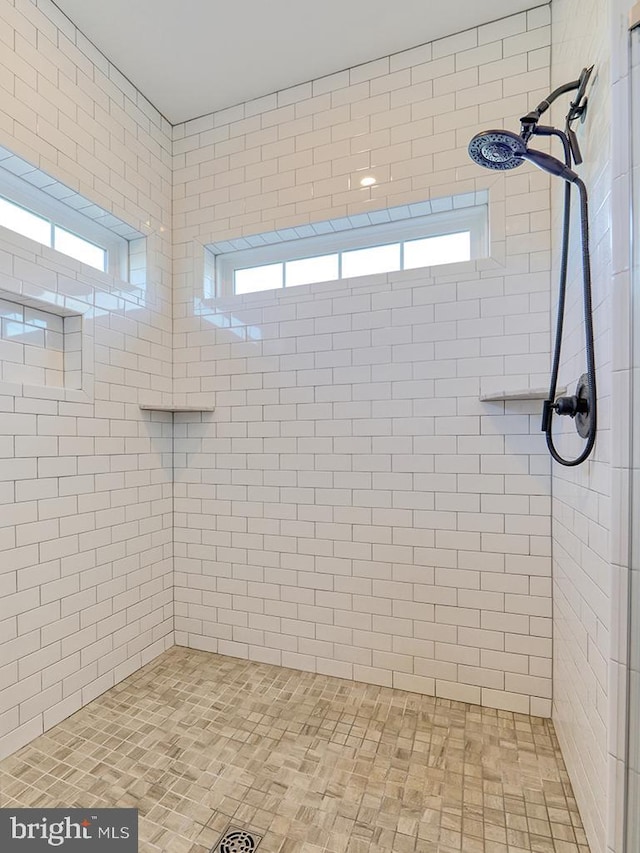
left=0, top=149, right=147, bottom=283
left=0, top=194, right=107, bottom=273
left=0, top=291, right=82, bottom=390
left=206, top=192, right=488, bottom=298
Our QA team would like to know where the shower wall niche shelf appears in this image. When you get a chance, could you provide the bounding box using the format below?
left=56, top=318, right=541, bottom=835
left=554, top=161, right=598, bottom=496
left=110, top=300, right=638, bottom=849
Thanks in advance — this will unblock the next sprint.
left=0, top=289, right=84, bottom=395
left=480, top=387, right=565, bottom=402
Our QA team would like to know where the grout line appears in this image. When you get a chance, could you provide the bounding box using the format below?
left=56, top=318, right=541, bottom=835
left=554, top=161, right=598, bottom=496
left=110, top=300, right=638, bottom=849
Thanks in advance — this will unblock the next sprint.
left=171, top=411, right=175, bottom=645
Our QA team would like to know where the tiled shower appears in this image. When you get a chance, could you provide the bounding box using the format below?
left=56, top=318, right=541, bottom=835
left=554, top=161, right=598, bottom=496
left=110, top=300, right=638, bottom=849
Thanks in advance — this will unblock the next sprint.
left=171, top=9, right=556, bottom=715
left=0, top=0, right=638, bottom=851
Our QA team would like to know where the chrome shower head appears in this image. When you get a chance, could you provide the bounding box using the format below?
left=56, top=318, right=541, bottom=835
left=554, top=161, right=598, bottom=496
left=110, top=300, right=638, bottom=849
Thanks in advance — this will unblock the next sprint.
left=468, top=129, right=527, bottom=171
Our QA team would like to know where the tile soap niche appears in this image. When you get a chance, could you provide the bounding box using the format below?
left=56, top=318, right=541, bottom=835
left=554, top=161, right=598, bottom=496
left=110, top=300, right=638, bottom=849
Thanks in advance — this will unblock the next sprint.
left=0, top=291, right=82, bottom=391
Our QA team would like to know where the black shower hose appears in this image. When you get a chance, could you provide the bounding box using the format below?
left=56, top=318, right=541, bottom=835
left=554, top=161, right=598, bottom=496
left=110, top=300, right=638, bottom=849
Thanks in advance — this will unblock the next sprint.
left=543, top=174, right=597, bottom=466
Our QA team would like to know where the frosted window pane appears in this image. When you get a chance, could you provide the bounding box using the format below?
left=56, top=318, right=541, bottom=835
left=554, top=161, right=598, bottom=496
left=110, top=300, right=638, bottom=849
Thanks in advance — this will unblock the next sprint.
left=235, top=263, right=283, bottom=294
left=341, top=243, right=400, bottom=278
left=0, top=197, right=50, bottom=246
left=285, top=254, right=339, bottom=287
left=403, top=231, right=470, bottom=269
left=54, top=226, right=106, bottom=271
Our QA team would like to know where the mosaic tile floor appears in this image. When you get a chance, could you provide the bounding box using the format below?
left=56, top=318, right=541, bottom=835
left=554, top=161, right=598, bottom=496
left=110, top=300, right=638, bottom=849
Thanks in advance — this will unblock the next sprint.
left=0, top=647, right=589, bottom=853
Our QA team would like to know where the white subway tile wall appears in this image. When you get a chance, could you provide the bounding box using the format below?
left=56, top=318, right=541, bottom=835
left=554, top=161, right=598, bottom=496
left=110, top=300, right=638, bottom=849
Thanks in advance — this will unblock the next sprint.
left=621, top=18, right=640, bottom=853
left=0, top=0, right=173, bottom=759
left=0, top=3, right=629, bottom=849
left=172, top=8, right=555, bottom=714
left=550, top=2, right=616, bottom=853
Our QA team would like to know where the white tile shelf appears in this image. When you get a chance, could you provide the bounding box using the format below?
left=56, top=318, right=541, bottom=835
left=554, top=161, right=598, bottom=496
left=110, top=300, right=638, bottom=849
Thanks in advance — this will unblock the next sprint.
left=479, top=387, right=565, bottom=402
left=139, top=404, right=215, bottom=412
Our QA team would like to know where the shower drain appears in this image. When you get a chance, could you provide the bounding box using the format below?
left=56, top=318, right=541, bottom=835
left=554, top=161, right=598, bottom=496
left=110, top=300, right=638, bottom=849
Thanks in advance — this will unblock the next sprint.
left=210, top=825, right=263, bottom=853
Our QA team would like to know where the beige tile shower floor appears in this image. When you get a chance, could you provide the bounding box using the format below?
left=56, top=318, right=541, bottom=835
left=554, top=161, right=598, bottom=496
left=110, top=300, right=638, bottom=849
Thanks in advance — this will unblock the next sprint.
left=0, top=647, right=589, bottom=853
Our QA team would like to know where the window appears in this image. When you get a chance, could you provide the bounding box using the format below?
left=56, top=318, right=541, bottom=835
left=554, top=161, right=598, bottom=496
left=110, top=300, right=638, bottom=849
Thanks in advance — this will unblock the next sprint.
left=0, top=194, right=107, bottom=272
left=53, top=226, right=106, bottom=271
left=211, top=196, right=487, bottom=297
left=0, top=166, right=130, bottom=278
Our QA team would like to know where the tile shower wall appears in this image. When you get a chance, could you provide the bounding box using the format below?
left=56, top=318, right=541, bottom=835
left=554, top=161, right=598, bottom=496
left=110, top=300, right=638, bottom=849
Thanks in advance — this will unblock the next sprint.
left=172, top=7, right=557, bottom=714
left=0, top=0, right=173, bottom=759
left=624, top=15, right=640, bottom=853
left=549, top=1, right=618, bottom=852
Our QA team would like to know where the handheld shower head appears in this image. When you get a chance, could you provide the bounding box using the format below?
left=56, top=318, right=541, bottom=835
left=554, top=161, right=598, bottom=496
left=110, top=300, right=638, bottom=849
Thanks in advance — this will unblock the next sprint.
left=468, top=129, right=580, bottom=183
left=521, top=149, right=579, bottom=183
left=468, top=69, right=597, bottom=467
left=468, top=129, right=527, bottom=171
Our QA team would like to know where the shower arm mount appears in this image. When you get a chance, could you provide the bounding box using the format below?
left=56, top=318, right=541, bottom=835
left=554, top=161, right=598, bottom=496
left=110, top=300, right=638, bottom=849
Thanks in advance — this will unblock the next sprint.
left=519, top=66, right=594, bottom=163
left=519, top=79, right=581, bottom=130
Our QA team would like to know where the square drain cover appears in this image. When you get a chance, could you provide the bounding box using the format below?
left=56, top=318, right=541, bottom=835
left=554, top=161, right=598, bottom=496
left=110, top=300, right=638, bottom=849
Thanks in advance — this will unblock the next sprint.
left=211, top=825, right=263, bottom=853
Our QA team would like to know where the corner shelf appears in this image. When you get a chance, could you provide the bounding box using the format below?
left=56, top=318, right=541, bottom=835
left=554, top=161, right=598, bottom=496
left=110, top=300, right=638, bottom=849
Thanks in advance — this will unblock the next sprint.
left=479, top=387, right=564, bottom=402
left=139, top=405, right=215, bottom=412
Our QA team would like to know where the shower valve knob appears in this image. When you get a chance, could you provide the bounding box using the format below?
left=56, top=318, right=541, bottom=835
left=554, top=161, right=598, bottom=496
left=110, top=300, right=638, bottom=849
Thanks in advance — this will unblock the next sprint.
left=553, top=395, right=588, bottom=417
left=541, top=375, right=593, bottom=447
left=547, top=374, right=593, bottom=440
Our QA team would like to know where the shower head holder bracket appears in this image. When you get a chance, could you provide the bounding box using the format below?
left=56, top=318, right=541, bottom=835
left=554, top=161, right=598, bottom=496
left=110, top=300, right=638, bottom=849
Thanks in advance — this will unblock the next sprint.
left=518, top=65, right=593, bottom=158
